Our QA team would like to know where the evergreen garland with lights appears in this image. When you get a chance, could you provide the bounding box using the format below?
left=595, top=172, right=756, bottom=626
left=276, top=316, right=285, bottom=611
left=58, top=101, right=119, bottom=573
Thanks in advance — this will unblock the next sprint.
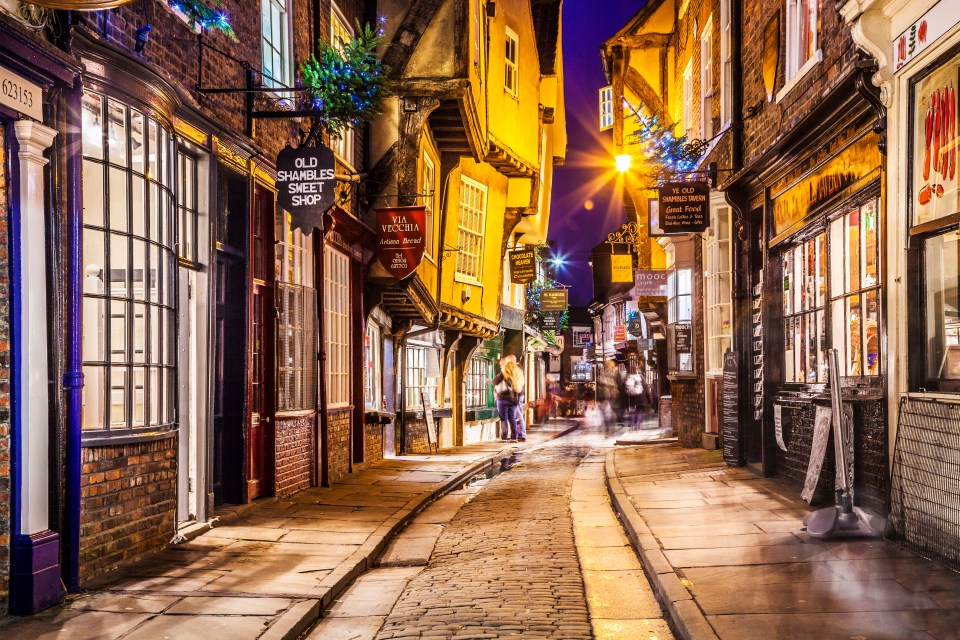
left=627, top=113, right=705, bottom=186
left=170, top=0, right=236, bottom=40
left=525, top=279, right=569, bottom=336
left=299, top=20, right=391, bottom=137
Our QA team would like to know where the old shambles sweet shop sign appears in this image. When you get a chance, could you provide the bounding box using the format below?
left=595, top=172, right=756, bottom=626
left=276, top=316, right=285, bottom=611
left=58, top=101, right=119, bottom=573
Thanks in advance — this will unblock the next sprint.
left=376, top=206, right=426, bottom=280
left=276, top=145, right=337, bottom=233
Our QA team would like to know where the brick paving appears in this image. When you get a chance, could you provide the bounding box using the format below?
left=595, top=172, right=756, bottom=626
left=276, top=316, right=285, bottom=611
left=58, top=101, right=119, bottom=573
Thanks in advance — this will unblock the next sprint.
left=374, top=440, right=596, bottom=639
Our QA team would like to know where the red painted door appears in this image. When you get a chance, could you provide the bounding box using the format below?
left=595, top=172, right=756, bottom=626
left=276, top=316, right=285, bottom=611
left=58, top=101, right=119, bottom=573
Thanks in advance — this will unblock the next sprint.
left=247, top=185, right=276, bottom=501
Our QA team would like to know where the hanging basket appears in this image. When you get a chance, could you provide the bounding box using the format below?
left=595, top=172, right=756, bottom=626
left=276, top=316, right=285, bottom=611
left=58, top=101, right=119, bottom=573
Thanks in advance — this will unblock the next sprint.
left=19, top=0, right=136, bottom=9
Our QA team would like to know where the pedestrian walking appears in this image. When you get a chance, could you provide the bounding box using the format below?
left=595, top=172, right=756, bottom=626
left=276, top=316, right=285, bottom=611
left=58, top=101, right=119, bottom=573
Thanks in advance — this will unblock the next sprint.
left=491, top=358, right=526, bottom=441
left=598, top=360, right=626, bottom=429
left=625, top=368, right=651, bottom=427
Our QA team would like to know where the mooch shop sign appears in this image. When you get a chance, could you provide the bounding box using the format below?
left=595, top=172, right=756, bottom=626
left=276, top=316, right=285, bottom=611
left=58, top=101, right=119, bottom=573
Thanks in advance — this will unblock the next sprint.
left=658, top=181, right=709, bottom=233
left=276, top=144, right=337, bottom=233
left=376, top=206, right=427, bottom=280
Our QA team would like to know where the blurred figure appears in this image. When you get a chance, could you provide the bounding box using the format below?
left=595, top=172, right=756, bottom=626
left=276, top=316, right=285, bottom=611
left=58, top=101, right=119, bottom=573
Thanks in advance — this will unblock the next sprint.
left=598, top=360, right=626, bottom=428
left=491, top=356, right=526, bottom=441
left=625, top=367, right=652, bottom=427
left=542, top=373, right=560, bottom=420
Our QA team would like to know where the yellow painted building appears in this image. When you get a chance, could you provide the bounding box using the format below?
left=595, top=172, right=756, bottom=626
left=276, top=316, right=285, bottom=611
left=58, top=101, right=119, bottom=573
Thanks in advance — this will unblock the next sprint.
left=365, top=0, right=565, bottom=449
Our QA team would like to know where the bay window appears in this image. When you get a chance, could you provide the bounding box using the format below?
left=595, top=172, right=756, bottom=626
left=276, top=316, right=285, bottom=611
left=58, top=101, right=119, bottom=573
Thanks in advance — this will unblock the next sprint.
left=81, top=91, right=178, bottom=435
left=325, top=248, right=351, bottom=406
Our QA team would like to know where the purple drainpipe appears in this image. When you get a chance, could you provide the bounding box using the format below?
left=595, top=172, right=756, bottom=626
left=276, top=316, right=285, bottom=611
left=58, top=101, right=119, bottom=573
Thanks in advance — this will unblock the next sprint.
left=62, top=78, right=83, bottom=593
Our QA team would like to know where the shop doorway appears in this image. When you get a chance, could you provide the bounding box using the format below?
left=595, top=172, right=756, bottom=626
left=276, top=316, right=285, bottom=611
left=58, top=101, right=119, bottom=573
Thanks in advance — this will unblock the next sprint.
left=212, top=164, right=249, bottom=505
left=246, top=186, right=276, bottom=501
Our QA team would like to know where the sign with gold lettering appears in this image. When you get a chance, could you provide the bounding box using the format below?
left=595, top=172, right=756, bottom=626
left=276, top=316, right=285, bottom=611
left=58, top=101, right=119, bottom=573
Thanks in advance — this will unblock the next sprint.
left=771, top=129, right=882, bottom=237
left=376, top=206, right=427, bottom=280
left=509, top=248, right=537, bottom=284
left=658, top=182, right=709, bottom=233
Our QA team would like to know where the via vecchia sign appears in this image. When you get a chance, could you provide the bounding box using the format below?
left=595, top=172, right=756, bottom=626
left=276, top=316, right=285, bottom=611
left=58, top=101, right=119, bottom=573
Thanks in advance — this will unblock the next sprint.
left=276, top=145, right=337, bottom=233
left=376, top=206, right=427, bottom=280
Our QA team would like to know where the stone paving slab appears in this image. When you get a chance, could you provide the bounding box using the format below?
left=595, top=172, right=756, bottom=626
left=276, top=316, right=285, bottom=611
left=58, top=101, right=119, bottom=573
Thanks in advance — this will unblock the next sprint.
left=608, top=443, right=960, bottom=640
left=0, top=420, right=581, bottom=640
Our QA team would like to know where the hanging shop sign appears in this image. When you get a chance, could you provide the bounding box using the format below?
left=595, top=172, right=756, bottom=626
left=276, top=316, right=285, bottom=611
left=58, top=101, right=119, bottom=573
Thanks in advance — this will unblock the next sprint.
left=541, top=313, right=560, bottom=330
left=771, top=126, right=882, bottom=239
left=636, top=338, right=655, bottom=350
left=540, top=288, right=568, bottom=311
left=375, top=206, right=427, bottom=280
left=613, top=324, right=627, bottom=342
left=509, top=248, right=537, bottom=284
left=658, top=182, right=710, bottom=233
left=912, top=50, right=960, bottom=227
left=0, top=67, right=43, bottom=121
left=628, top=317, right=644, bottom=337
left=572, top=326, right=592, bottom=347
left=276, top=144, right=337, bottom=233
left=635, top=269, right=669, bottom=297
left=610, top=253, right=634, bottom=283
left=674, top=323, right=692, bottom=354
left=894, top=0, right=960, bottom=73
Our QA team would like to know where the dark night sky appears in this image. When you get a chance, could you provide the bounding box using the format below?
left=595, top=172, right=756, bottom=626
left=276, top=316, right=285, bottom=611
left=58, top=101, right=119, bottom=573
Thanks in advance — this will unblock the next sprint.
left=549, top=1, right=644, bottom=306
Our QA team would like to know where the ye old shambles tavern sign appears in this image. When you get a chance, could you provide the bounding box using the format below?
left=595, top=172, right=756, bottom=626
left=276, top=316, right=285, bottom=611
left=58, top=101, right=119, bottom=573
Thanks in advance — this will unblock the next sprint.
left=658, top=182, right=709, bottom=233
left=276, top=145, right=337, bottom=233
left=376, top=206, right=427, bottom=280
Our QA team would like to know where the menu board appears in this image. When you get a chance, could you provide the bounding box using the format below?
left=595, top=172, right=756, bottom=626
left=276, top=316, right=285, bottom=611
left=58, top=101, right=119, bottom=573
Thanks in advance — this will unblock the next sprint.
left=722, top=351, right=742, bottom=466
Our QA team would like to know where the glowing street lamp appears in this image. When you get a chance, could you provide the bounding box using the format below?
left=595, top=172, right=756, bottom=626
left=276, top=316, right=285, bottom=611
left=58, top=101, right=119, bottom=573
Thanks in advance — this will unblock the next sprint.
left=615, top=154, right=632, bottom=173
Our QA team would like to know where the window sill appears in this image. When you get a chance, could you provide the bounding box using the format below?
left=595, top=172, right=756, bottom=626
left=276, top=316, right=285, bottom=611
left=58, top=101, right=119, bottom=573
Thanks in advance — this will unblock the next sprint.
left=454, top=273, right=483, bottom=287
left=327, top=404, right=354, bottom=413
left=82, top=428, right=178, bottom=447
left=276, top=409, right=315, bottom=419
left=776, top=50, right=823, bottom=104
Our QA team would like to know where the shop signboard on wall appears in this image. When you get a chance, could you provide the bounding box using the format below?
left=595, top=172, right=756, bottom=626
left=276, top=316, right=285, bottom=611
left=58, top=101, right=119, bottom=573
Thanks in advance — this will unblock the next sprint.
left=721, top=351, right=743, bottom=466
left=540, top=288, right=568, bottom=311
left=893, top=0, right=960, bottom=72
left=771, top=127, right=882, bottom=238
left=613, top=324, right=627, bottom=342
left=674, top=323, right=692, bottom=353
left=509, top=248, right=537, bottom=284
left=276, top=144, right=337, bottom=233
left=912, top=50, right=960, bottom=227
left=635, top=269, right=669, bottom=296
left=375, top=206, right=427, bottom=280
left=658, top=182, right=709, bottom=233
left=0, top=67, right=43, bottom=121
left=610, top=253, right=633, bottom=283
left=572, top=326, right=593, bottom=347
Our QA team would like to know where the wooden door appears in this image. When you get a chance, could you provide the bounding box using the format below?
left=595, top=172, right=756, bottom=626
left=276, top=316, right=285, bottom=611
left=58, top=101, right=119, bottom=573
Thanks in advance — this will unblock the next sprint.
left=213, top=250, right=246, bottom=505
left=246, top=185, right=275, bottom=501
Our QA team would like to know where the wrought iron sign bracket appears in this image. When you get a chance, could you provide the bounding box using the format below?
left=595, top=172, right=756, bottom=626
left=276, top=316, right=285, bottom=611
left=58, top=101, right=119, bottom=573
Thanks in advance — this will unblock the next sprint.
left=854, top=53, right=887, bottom=155
left=194, top=36, right=322, bottom=138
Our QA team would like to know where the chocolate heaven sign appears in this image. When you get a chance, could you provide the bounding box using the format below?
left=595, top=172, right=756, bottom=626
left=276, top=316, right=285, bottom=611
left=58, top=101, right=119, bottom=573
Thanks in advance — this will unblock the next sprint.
left=276, top=145, right=337, bottom=233
left=376, top=206, right=427, bottom=280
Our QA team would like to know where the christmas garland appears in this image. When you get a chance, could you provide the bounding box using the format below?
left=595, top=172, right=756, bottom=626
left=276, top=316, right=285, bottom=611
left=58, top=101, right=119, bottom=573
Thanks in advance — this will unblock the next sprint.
left=627, top=113, right=705, bottom=186
left=299, top=20, right=391, bottom=137
left=170, top=0, right=236, bottom=40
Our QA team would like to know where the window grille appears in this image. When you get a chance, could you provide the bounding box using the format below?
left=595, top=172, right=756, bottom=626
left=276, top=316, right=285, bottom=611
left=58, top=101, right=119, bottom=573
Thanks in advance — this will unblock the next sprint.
left=277, top=283, right=317, bottom=411
left=466, top=357, right=492, bottom=408
left=456, top=177, right=487, bottom=281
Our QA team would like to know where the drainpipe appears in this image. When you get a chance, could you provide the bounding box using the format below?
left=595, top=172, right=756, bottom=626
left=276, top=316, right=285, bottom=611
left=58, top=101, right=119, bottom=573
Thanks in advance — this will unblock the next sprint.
left=62, top=78, right=84, bottom=593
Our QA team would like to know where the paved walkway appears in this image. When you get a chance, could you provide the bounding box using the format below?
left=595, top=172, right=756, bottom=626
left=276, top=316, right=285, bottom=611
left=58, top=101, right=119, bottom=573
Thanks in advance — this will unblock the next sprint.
left=607, top=443, right=960, bottom=640
left=2, top=420, right=578, bottom=640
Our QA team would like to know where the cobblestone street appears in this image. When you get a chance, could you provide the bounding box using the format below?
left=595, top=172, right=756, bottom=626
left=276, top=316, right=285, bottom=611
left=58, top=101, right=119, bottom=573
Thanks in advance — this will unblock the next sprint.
left=374, top=439, right=594, bottom=639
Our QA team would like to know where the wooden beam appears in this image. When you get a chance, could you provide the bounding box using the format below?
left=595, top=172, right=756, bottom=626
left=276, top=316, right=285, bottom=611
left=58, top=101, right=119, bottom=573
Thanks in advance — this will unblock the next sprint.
left=382, top=0, right=448, bottom=80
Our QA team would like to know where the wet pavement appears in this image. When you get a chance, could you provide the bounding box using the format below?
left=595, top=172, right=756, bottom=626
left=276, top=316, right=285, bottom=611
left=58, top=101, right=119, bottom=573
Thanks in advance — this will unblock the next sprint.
left=0, top=421, right=578, bottom=640
left=608, top=443, right=960, bottom=640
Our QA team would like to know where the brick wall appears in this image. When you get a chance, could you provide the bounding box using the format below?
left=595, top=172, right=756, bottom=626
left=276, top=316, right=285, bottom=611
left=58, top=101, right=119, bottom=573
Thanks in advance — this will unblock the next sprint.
left=773, top=399, right=888, bottom=513
left=327, top=409, right=351, bottom=483
left=275, top=413, right=314, bottom=497
left=741, top=0, right=856, bottom=164
left=403, top=415, right=432, bottom=454
left=0, top=125, right=10, bottom=609
left=79, top=436, right=177, bottom=585
left=364, top=421, right=384, bottom=465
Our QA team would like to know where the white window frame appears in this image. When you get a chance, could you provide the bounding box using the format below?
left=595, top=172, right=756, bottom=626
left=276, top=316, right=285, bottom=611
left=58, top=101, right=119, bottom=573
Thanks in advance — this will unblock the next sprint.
left=700, top=16, right=714, bottom=140
left=784, top=0, right=820, bottom=86
left=455, top=176, right=488, bottom=283
left=324, top=247, right=351, bottom=407
left=364, top=321, right=382, bottom=410
left=668, top=267, right=694, bottom=373
left=719, top=0, right=732, bottom=127
left=704, top=205, right=732, bottom=374
left=466, top=356, right=491, bottom=408
left=330, top=4, right=355, bottom=166
left=422, top=151, right=436, bottom=259
left=261, top=0, right=293, bottom=89
left=599, top=86, right=614, bottom=131
left=682, top=60, right=693, bottom=140
left=504, top=27, right=519, bottom=97
left=276, top=209, right=314, bottom=287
